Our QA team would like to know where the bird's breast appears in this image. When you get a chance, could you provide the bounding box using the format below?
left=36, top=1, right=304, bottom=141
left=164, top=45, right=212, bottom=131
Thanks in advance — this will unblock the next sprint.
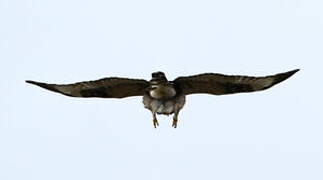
left=149, top=85, right=176, bottom=99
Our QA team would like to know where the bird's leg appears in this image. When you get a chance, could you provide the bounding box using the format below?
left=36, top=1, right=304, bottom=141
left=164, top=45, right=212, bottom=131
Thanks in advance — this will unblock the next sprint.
left=172, top=110, right=179, bottom=128
left=152, top=112, right=159, bottom=128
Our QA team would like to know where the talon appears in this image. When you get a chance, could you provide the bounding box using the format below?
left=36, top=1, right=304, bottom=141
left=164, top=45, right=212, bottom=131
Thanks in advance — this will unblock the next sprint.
left=153, top=119, right=159, bottom=128
left=172, top=119, right=178, bottom=128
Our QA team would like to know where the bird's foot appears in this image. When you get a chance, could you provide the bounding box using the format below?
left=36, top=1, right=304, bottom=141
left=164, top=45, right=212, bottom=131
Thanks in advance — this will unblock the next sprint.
left=172, top=119, right=178, bottom=128
left=153, top=119, right=159, bottom=128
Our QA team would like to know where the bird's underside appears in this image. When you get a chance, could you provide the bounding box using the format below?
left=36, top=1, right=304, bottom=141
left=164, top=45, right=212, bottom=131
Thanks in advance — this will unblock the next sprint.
left=26, top=69, right=299, bottom=128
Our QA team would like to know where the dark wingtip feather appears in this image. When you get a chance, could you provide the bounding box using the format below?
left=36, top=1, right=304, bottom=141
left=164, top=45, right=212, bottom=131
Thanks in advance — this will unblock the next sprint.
left=25, top=80, right=60, bottom=93
left=273, top=69, right=300, bottom=86
left=26, top=80, right=38, bottom=84
left=26, top=80, right=46, bottom=87
left=288, top=69, right=300, bottom=75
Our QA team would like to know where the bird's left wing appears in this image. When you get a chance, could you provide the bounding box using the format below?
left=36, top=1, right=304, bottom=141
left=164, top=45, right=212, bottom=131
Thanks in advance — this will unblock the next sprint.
left=173, top=69, right=299, bottom=95
left=26, top=77, right=149, bottom=98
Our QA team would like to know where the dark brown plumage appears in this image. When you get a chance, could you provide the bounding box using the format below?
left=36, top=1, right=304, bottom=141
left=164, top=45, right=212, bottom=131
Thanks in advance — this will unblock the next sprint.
left=173, top=69, right=299, bottom=95
left=26, top=78, right=149, bottom=98
left=26, top=69, right=299, bottom=128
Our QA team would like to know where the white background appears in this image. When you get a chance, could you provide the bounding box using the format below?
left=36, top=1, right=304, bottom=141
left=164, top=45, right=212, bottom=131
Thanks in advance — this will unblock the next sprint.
left=1, top=0, right=322, bottom=179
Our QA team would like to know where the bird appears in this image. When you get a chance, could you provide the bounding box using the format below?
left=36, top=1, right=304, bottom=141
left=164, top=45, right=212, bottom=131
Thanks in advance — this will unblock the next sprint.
left=26, top=69, right=299, bottom=128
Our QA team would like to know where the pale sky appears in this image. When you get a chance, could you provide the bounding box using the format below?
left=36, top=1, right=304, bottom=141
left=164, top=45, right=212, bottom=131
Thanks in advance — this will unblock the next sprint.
left=1, top=0, right=323, bottom=179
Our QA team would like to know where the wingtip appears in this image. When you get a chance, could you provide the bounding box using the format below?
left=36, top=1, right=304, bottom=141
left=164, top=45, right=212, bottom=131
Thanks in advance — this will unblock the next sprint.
left=26, top=80, right=41, bottom=85
left=286, top=69, right=300, bottom=77
left=25, top=80, right=62, bottom=94
left=272, top=69, right=299, bottom=85
left=291, top=69, right=300, bottom=73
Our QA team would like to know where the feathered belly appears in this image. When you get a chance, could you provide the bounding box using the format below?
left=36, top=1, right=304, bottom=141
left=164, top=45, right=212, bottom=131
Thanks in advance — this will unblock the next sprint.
left=142, top=94, right=186, bottom=115
left=155, top=101, right=175, bottom=115
left=143, top=96, right=175, bottom=115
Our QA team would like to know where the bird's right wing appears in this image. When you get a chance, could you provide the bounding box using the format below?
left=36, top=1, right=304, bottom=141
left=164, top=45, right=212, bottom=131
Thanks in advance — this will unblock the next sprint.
left=26, top=77, right=149, bottom=98
left=173, top=69, right=299, bottom=95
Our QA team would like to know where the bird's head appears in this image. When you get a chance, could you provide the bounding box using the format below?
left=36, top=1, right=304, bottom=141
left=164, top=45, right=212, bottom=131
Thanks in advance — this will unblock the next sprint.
left=151, top=71, right=167, bottom=82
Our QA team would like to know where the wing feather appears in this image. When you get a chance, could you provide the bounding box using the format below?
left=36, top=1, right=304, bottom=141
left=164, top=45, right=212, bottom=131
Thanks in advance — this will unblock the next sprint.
left=26, top=77, right=149, bottom=98
left=173, top=69, right=299, bottom=95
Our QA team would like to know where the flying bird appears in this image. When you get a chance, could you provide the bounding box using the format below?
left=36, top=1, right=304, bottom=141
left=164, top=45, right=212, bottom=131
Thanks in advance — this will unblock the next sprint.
left=26, top=69, right=299, bottom=128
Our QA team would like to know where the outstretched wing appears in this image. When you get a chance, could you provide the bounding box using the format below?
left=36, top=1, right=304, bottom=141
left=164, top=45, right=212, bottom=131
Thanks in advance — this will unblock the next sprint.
left=26, top=77, right=149, bottom=98
left=173, top=69, right=299, bottom=95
